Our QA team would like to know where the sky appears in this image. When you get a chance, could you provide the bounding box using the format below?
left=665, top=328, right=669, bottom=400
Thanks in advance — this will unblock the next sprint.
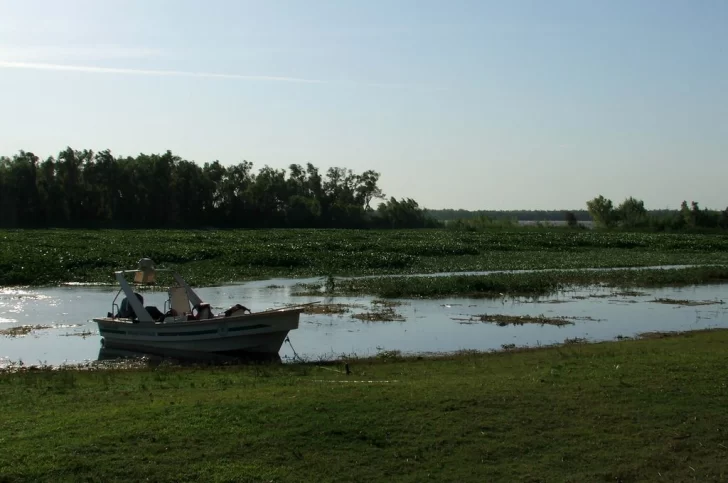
left=0, top=0, right=726, bottom=211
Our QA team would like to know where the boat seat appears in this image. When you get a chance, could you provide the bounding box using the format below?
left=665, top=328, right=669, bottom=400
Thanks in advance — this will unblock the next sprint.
left=169, top=286, right=191, bottom=315
left=194, top=303, right=213, bottom=320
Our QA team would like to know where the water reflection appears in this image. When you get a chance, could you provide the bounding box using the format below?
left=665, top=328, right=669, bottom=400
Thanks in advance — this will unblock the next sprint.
left=1, top=274, right=727, bottom=368
left=97, top=347, right=282, bottom=366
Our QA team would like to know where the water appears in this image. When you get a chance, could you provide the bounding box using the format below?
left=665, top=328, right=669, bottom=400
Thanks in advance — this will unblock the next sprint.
left=1, top=275, right=727, bottom=367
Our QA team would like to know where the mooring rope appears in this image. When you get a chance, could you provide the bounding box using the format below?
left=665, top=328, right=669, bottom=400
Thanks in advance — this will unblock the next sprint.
left=284, top=336, right=305, bottom=363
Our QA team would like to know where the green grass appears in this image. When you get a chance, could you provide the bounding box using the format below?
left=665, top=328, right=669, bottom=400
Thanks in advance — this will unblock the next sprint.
left=297, top=266, right=728, bottom=298
left=3, top=228, right=728, bottom=287
left=2, top=330, right=728, bottom=482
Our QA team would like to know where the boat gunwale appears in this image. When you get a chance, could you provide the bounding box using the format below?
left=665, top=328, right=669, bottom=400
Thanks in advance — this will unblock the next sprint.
left=93, top=307, right=304, bottom=328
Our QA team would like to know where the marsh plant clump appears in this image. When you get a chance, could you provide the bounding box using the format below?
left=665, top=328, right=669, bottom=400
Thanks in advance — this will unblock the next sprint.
left=467, top=314, right=575, bottom=327
left=0, top=325, right=54, bottom=337
left=371, top=299, right=407, bottom=307
left=351, top=307, right=406, bottom=322
left=650, top=298, right=724, bottom=306
left=301, top=303, right=363, bottom=315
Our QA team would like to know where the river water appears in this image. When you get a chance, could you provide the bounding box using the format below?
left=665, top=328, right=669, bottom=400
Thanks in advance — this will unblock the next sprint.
left=1, top=273, right=727, bottom=367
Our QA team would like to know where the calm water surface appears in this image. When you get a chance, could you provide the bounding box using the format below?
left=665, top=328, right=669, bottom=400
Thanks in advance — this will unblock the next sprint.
left=1, top=274, right=727, bottom=367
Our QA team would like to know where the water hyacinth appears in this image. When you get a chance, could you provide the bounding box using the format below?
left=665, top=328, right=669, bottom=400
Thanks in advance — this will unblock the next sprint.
left=2, top=229, right=728, bottom=287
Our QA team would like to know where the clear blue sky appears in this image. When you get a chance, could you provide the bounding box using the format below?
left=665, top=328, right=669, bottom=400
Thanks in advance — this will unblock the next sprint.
left=1, top=0, right=726, bottom=210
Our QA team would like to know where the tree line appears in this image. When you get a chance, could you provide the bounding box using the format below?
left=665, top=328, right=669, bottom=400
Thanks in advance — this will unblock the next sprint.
left=586, top=195, right=728, bottom=231
left=0, top=148, right=439, bottom=229
left=428, top=209, right=592, bottom=222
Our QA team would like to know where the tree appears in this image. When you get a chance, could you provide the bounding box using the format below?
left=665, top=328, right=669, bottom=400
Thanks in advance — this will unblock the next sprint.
left=355, top=170, right=385, bottom=210
left=615, top=197, right=647, bottom=228
left=564, top=211, right=579, bottom=228
left=586, top=195, right=616, bottom=228
left=719, top=207, right=728, bottom=230
left=0, top=146, right=418, bottom=229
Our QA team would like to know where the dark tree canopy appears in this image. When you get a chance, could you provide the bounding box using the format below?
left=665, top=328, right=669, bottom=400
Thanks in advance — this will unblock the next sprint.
left=0, top=148, right=437, bottom=229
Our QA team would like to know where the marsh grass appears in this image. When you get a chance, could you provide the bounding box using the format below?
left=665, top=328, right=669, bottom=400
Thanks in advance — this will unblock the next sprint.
left=1, top=330, right=728, bottom=481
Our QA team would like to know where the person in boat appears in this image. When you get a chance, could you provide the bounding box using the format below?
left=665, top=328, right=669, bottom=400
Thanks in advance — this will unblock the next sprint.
left=116, top=292, right=165, bottom=322
left=116, top=292, right=144, bottom=319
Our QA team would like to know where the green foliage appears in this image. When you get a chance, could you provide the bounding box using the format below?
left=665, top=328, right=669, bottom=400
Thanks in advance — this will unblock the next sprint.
left=616, top=197, right=648, bottom=228
left=374, top=197, right=440, bottom=228
left=3, top=229, right=728, bottom=287
left=2, top=331, right=728, bottom=481
left=584, top=196, right=728, bottom=232
left=0, top=148, right=400, bottom=229
left=445, top=215, right=518, bottom=231
left=586, top=195, right=617, bottom=228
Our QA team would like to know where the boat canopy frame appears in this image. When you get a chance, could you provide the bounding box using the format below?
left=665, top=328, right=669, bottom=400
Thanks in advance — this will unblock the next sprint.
left=110, top=259, right=203, bottom=323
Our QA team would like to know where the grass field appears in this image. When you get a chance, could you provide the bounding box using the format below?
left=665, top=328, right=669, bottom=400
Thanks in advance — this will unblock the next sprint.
left=3, top=228, right=728, bottom=287
left=1, top=330, right=727, bottom=482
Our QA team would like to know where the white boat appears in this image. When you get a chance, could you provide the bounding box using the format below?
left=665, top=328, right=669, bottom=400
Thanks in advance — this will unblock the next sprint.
left=93, top=258, right=303, bottom=356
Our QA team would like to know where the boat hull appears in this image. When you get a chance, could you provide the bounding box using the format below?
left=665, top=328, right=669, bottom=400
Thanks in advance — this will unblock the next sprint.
left=93, top=308, right=301, bottom=355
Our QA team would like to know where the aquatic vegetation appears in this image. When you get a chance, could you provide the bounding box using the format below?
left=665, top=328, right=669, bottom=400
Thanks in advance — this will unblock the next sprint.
left=465, top=314, right=574, bottom=327
left=60, top=330, right=96, bottom=338
left=351, top=307, right=406, bottom=322
left=371, top=299, right=407, bottom=307
left=302, top=303, right=361, bottom=315
left=296, top=266, right=728, bottom=299
left=4, top=229, right=728, bottom=287
left=611, top=290, right=651, bottom=297
left=650, top=298, right=724, bottom=306
left=0, top=325, right=53, bottom=337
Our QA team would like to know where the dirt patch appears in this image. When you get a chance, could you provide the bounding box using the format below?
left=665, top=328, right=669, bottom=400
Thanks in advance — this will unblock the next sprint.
left=351, top=307, right=405, bottom=322
left=650, top=298, right=724, bottom=306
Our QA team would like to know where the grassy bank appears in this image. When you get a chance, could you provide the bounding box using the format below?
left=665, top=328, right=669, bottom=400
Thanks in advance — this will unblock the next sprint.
left=3, top=229, right=728, bottom=287
left=297, top=265, right=728, bottom=298
left=2, top=330, right=728, bottom=482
